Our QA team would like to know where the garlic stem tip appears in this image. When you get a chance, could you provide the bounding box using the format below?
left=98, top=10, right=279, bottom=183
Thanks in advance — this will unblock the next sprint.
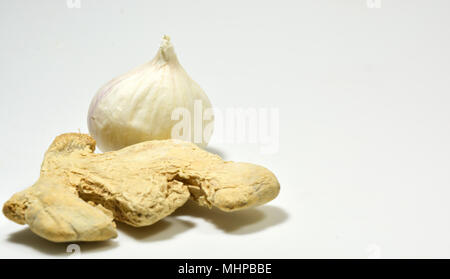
left=162, top=34, right=171, bottom=42
left=160, top=35, right=172, bottom=50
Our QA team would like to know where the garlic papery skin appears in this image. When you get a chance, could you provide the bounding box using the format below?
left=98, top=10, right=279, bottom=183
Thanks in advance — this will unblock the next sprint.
left=87, top=35, right=214, bottom=152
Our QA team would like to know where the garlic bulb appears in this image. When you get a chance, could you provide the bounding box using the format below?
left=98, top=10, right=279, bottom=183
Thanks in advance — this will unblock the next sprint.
left=87, top=35, right=214, bottom=152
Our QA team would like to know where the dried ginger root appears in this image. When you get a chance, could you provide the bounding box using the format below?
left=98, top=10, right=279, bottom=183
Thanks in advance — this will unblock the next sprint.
left=3, top=133, right=280, bottom=242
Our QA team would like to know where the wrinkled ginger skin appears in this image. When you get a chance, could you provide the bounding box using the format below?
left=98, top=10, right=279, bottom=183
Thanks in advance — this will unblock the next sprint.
left=3, top=177, right=117, bottom=242
left=3, top=133, right=280, bottom=242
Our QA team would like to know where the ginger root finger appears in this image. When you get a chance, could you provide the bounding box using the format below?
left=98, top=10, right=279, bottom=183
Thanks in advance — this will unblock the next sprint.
left=3, top=177, right=117, bottom=242
left=206, top=162, right=280, bottom=211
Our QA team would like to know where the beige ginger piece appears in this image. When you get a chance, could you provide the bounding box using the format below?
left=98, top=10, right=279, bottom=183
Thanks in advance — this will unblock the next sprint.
left=3, top=177, right=117, bottom=242
left=3, top=133, right=280, bottom=242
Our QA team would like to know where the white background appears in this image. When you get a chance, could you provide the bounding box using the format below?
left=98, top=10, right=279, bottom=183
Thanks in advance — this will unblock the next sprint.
left=1, top=0, right=450, bottom=258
